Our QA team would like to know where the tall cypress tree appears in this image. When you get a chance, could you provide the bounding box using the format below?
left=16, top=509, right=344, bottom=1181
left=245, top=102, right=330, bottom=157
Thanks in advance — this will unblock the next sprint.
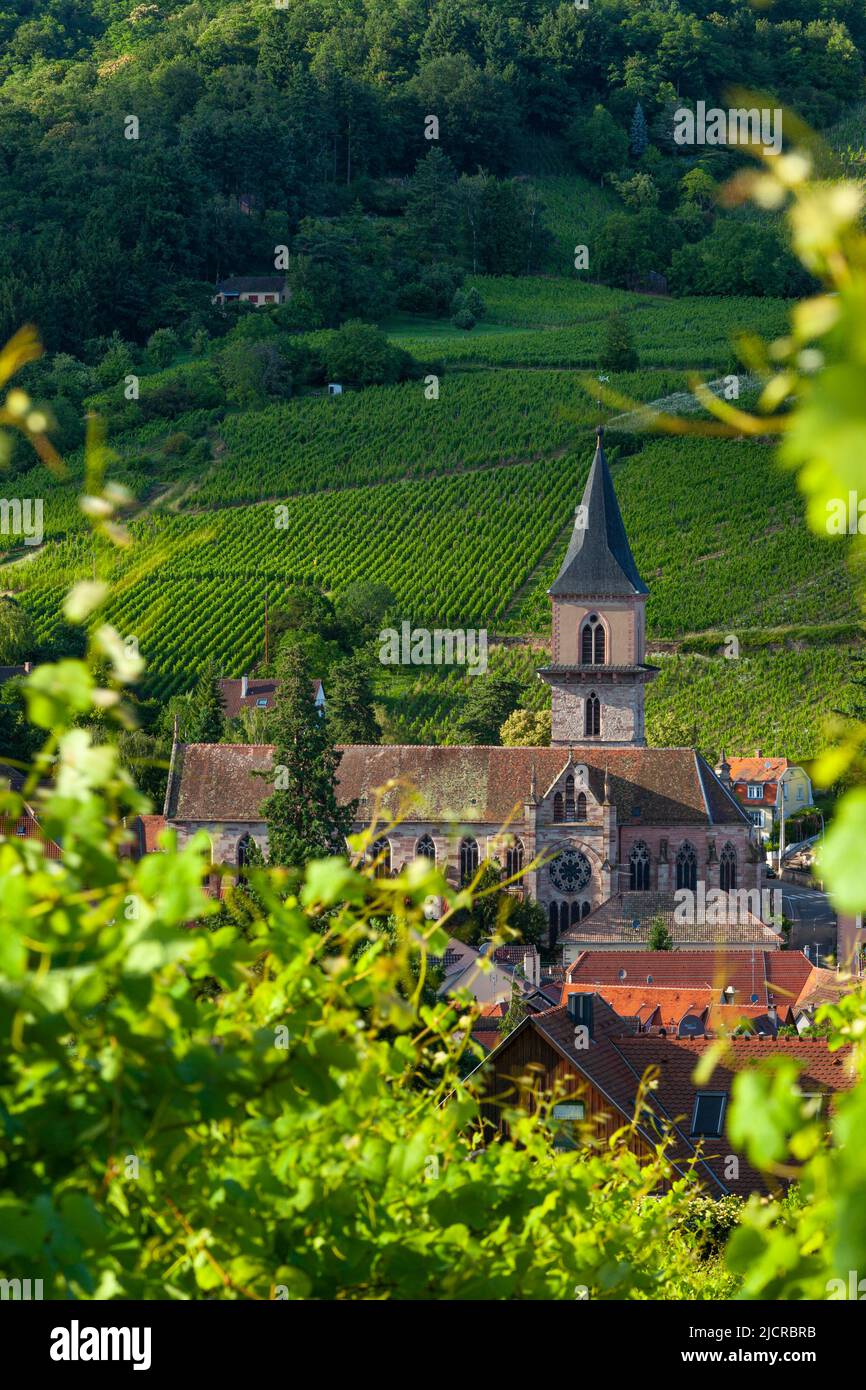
left=259, top=645, right=356, bottom=868
left=327, top=653, right=380, bottom=744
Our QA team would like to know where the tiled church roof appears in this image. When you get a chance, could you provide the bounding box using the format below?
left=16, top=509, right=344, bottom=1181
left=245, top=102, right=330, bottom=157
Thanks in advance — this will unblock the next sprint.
left=559, top=891, right=780, bottom=947
left=164, top=742, right=750, bottom=827
left=549, top=428, right=648, bottom=597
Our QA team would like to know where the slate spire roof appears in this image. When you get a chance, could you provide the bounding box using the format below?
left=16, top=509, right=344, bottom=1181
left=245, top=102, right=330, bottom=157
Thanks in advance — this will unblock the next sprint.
left=549, top=427, right=648, bottom=597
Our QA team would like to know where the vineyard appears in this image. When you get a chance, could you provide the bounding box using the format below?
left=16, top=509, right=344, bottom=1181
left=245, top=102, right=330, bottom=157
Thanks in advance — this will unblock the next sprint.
left=4, top=271, right=858, bottom=759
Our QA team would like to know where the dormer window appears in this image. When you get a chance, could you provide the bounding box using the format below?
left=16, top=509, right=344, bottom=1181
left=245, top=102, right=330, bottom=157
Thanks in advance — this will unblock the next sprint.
left=580, top=614, right=606, bottom=665
left=691, top=1092, right=726, bottom=1137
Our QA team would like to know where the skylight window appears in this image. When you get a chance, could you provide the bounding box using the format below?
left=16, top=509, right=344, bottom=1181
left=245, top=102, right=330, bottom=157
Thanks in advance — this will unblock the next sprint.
left=691, top=1092, right=726, bottom=1137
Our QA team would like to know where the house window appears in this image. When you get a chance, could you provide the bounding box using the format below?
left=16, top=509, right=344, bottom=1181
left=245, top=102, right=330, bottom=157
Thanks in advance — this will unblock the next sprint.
left=719, top=842, right=737, bottom=891
left=459, top=836, right=479, bottom=885
left=630, top=840, right=651, bottom=891
left=691, top=1092, right=727, bottom=1137
left=584, top=693, right=600, bottom=738
left=565, top=775, right=575, bottom=821
left=553, top=792, right=564, bottom=823
left=747, top=811, right=763, bottom=827
left=576, top=791, right=587, bottom=821
left=797, top=786, right=804, bottom=801
left=370, top=837, right=391, bottom=877
left=506, top=839, right=524, bottom=880
left=676, top=841, right=697, bottom=892
left=551, top=1100, right=586, bottom=1151
left=747, top=785, right=762, bottom=800
left=247, top=294, right=259, bottom=303
left=580, top=614, right=606, bottom=665
left=415, top=834, right=435, bottom=862
left=264, top=295, right=275, bottom=303
left=256, top=698, right=268, bottom=707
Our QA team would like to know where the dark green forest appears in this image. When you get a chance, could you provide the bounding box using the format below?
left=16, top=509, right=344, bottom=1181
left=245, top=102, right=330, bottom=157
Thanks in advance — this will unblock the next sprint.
left=0, top=0, right=861, bottom=358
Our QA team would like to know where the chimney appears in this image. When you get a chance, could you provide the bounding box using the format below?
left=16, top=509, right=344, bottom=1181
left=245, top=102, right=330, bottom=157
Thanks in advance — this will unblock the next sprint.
left=717, top=751, right=731, bottom=787
left=767, top=1004, right=778, bottom=1036
left=241, top=674, right=248, bottom=698
left=24, top=661, right=32, bottom=674
left=566, top=992, right=593, bottom=1038
left=755, top=748, right=763, bottom=758
left=523, top=950, right=538, bottom=987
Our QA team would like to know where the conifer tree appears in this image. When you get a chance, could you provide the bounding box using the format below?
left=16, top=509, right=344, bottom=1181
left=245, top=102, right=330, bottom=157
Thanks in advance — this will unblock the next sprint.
left=327, top=653, right=380, bottom=744
left=186, top=659, right=225, bottom=743
left=630, top=101, right=648, bottom=158
left=259, top=645, right=356, bottom=868
left=600, top=310, right=638, bottom=370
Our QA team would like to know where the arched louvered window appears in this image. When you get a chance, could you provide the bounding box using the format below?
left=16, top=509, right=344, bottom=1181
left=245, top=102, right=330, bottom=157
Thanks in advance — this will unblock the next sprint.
left=415, top=834, right=436, bottom=863
left=584, top=693, right=600, bottom=738
left=553, top=792, right=564, bottom=822
left=370, top=837, right=391, bottom=878
left=459, top=836, right=479, bottom=885
left=576, top=792, right=587, bottom=821
left=570, top=900, right=581, bottom=925
left=581, top=900, right=592, bottom=919
left=560, top=902, right=571, bottom=935
left=581, top=614, right=606, bottom=665
left=630, top=840, right=651, bottom=891
left=676, top=841, right=698, bottom=892
left=565, top=775, right=575, bottom=821
left=719, top=842, right=737, bottom=891
left=506, top=839, right=524, bottom=880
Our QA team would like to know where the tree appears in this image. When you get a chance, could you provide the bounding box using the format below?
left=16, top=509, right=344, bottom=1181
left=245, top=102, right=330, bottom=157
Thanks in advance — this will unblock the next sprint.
left=335, top=581, right=394, bottom=645
left=498, top=980, right=527, bottom=1037
left=322, top=321, right=413, bottom=388
left=326, top=654, right=380, bottom=744
left=259, top=644, right=356, bottom=868
left=600, top=311, right=638, bottom=371
left=500, top=708, right=551, bottom=746
left=185, top=660, right=225, bottom=744
left=403, top=148, right=460, bottom=263
left=456, top=674, right=521, bottom=745
left=647, top=918, right=674, bottom=951
left=630, top=101, right=648, bottom=158
left=218, top=340, right=293, bottom=407
left=146, top=328, right=179, bottom=370
left=568, top=105, right=628, bottom=182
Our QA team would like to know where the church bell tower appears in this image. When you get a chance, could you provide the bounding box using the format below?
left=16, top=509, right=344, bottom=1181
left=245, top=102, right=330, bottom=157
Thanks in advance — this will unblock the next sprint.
left=537, top=427, right=658, bottom=747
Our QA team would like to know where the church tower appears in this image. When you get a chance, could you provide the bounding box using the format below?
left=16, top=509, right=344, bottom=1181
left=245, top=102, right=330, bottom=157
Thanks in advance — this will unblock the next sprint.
left=538, top=427, right=657, bottom=747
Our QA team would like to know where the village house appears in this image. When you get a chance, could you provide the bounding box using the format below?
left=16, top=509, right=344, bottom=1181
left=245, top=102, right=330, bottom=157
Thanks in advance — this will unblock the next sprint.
left=212, top=275, right=289, bottom=307
left=162, top=429, right=761, bottom=945
left=218, top=675, right=324, bottom=720
left=719, top=753, right=813, bottom=843
left=477, top=993, right=854, bottom=1196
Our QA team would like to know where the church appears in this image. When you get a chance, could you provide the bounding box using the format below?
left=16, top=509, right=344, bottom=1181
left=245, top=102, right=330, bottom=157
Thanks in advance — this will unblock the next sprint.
left=163, top=428, right=759, bottom=941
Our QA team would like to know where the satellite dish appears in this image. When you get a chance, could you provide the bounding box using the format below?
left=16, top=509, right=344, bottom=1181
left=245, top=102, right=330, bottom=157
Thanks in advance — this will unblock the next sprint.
left=750, top=993, right=759, bottom=1004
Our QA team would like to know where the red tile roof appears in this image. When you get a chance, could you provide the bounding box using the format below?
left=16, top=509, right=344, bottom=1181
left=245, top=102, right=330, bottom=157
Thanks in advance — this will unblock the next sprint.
left=727, top=756, right=788, bottom=785
left=560, top=892, right=780, bottom=948
left=566, top=948, right=815, bottom=1008
left=165, top=743, right=748, bottom=827
left=485, top=1005, right=854, bottom=1196
left=219, top=678, right=322, bottom=720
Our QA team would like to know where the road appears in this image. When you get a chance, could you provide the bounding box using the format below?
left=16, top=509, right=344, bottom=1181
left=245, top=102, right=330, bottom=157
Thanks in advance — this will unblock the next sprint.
left=778, top=881, right=836, bottom=961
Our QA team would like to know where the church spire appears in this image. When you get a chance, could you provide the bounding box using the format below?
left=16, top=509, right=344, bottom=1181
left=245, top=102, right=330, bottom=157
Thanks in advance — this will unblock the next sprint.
left=549, top=426, right=647, bottom=598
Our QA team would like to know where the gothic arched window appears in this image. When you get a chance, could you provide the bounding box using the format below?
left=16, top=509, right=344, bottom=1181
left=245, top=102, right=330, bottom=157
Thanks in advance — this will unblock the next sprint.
left=719, top=842, right=737, bottom=891
left=460, top=836, right=479, bottom=885
left=553, top=792, right=564, bottom=822
left=630, top=840, right=651, bottom=891
left=676, top=841, right=698, bottom=892
left=584, top=692, right=601, bottom=738
left=506, top=839, right=524, bottom=880
left=370, top=837, right=391, bottom=878
left=576, top=791, right=587, bottom=821
left=237, top=833, right=254, bottom=885
left=570, top=900, right=581, bottom=925
left=548, top=901, right=559, bottom=946
left=415, top=834, right=436, bottom=863
left=565, top=774, right=575, bottom=821
left=581, top=900, right=591, bottom=919
left=581, top=613, right=606, bottom=665
left=560, top=902, right=571, bottom=935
